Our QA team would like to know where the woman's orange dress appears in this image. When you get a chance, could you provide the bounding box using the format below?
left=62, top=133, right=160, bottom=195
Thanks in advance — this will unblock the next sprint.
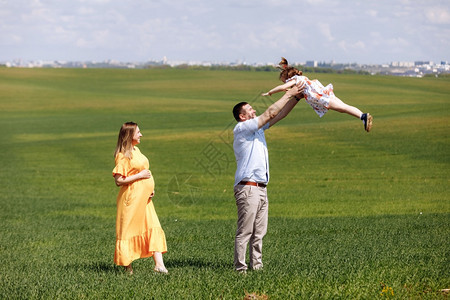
left=112, top=147, right=167, bottom=266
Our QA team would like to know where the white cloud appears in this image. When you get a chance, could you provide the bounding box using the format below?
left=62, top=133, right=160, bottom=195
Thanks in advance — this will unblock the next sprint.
left=318, top=23, right=334, bottom=42
left=78, top=0, right=111, bottom=4
left=78, top=7, right=95, bottom=15
left=337, top=40, right=366, bottom=52
left=0, top=0, right=448, bottom=63
left=366, top=10, right=378, bottom=18
left=425, top=7, right=450, bottom=24
left=0, top=33, right=22, bottom=45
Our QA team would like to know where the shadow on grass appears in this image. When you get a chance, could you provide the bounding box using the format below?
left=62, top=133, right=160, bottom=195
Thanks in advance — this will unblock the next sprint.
left=165, top=257, right=231, bottom=270
left=64, top=261, right=120, bottom=274
left=65, top=259, right=231, bottom=274
left=87, top=261, right=119, bottom=273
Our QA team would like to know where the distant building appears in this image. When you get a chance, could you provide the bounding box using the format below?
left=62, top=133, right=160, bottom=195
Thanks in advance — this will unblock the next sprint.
left=415, top=61, right=433, bottom=66
left=391, top=61, right=414, bottom=67
left=305, top=60, right=318, bottom=67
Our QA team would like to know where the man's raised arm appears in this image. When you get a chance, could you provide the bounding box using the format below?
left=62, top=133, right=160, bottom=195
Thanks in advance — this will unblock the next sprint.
left=257, top=82, right=305, bottom=129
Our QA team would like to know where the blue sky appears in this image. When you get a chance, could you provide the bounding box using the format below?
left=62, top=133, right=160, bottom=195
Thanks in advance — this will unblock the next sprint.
left=1, top=0, right=449, bottom=64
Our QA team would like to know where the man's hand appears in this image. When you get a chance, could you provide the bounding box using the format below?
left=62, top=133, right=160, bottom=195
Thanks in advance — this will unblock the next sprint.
left=285, top=80, right=305, bottom=98
left=258, top=80, right=305, bottom=128
left=267, top=80, right=306, bottom=128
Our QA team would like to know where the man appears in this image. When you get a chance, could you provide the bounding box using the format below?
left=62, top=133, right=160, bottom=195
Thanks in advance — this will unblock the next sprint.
left=232, top=82, right=305, bottom=273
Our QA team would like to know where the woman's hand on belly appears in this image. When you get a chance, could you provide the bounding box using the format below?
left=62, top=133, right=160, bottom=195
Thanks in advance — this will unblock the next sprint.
left=138, top=169, right=152, bottom=180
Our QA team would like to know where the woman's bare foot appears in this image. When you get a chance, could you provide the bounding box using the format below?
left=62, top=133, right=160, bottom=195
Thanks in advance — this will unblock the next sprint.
left=153, top=252, right=168, bottom=274
left=154, top=266, right=168, bottom=274
left=124, top=264, right=133, bottom=275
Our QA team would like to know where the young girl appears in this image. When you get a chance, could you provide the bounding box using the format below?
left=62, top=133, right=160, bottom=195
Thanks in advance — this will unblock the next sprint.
left=262, top=57, right=373, bottom=132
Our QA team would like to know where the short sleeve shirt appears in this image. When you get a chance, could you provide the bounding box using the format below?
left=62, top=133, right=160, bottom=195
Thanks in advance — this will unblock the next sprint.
left=233, top=116, right=270, bottom=186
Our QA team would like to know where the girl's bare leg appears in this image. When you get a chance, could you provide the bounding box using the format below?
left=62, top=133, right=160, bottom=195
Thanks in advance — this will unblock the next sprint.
left=328, top=96, right=362, bottom=118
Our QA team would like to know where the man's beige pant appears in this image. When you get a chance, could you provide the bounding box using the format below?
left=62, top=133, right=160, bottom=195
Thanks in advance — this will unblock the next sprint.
left=234, top=184, right=268, bottom=271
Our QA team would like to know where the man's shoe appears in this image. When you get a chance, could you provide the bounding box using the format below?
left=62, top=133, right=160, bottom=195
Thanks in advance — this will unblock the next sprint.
left=361, top=113, right=373, bottom=132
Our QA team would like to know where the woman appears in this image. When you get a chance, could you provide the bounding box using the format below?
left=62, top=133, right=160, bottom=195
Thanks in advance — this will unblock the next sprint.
left=112, top=122, right=168, bottom=274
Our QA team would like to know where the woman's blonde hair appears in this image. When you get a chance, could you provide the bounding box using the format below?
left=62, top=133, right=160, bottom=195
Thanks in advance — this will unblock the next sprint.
left=114, top=122, right=137, bottom=159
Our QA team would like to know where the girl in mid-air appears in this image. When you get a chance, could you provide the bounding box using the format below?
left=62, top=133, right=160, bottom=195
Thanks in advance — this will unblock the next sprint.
left=262, top=57, right=373, bottom=132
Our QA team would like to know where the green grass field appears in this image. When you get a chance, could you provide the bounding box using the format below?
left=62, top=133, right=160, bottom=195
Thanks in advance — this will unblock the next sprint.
left=0, top=67, right=448, bottom=299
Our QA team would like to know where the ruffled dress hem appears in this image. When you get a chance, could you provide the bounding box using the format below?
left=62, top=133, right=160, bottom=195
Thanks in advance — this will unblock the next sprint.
left=114, top=227, right=167, bottom=266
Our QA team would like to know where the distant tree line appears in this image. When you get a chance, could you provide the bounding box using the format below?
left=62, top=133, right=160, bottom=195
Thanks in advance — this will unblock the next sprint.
left=146, top=63, right=371, bottom=75
left=423, top=73, right=450, bottom=78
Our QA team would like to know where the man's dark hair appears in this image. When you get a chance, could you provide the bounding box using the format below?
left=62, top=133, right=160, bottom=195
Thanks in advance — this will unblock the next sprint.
left=232, top=102, right=248, bottom=122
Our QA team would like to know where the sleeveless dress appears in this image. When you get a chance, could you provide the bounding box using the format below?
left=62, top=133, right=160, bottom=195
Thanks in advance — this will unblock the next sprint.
left=292, top=75, right=334, bottom=118
left=112, top=147, right=167, bottom=266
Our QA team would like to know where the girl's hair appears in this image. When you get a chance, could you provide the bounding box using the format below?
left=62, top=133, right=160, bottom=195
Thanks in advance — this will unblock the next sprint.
left=278, top=57, right=302, bottom=82
left=114, top=122, right=137, bottom=159
left=279, top=57, right=288, bottom=70
left=279, top=67, right=302, bottom=83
